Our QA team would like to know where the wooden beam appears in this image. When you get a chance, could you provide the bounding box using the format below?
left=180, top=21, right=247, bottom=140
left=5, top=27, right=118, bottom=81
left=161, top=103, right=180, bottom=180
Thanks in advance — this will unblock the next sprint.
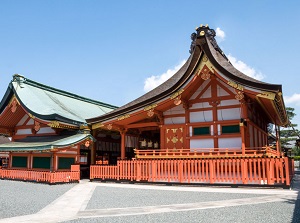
left=126, top=122, right=159, bottom=129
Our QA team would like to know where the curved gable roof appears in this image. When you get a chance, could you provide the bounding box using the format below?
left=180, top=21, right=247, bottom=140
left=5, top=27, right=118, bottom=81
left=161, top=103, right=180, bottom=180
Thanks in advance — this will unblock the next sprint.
left=201, top=32, right=282, bottom=92
left=87, top=25, right=286, bottom=125
left=0, top=75, right=118, bottom=125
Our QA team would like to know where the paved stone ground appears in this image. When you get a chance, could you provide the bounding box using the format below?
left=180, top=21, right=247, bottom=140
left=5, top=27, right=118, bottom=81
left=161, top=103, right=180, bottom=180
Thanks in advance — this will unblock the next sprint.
left=0, top=172, right=300, bottom=223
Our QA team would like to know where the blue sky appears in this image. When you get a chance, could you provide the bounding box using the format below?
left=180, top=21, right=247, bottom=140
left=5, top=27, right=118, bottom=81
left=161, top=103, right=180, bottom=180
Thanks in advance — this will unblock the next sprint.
left=1, top=1, right=300, bottom=127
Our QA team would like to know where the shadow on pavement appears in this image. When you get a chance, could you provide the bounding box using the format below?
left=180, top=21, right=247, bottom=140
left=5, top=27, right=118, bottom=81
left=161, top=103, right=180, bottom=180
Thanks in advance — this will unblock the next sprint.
left=292, top=170, right=300, bottom=223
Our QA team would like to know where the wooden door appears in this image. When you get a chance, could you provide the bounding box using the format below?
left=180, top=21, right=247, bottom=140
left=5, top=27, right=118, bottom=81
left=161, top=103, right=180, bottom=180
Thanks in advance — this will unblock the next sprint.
left=164, top=125, right=186, bottom=150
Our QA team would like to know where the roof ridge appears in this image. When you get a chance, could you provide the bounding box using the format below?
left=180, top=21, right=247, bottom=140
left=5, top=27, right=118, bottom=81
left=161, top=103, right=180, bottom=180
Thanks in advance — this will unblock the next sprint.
left=13, top=75, right=118, bottom=109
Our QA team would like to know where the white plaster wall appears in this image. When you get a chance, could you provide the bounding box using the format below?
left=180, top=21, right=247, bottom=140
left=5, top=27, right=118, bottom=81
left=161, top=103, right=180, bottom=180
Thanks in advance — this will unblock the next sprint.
left=164, top=117, right=185, bottom=124
left=163, top=104, right=185, bottom=115
left=219, top=99, right=240, bottom=106
left=217, top=86, right=229, bottom=97
left=210, top=125, right=214, bottom=135
left=201, top=86, right=211, bottom=98
left=217, top=124, right=221, bottom=135
left=37, top=127, right=56, bottom=134
left=190, top=102, right=211, bottom=109
left=17, top=114, right=29, bottom=126
left=217, top=108, right=240, bottom=120
left=190, top=139, right=214, bottom=150
left=27, top=119, right=34, bottom=125
left=189, top=81, right=210, bottom=100
left=218, top=137, right=242, bottom=149
left=190, top=111, right=213, bottom=122
left=15, top=129, right=32, bottom=135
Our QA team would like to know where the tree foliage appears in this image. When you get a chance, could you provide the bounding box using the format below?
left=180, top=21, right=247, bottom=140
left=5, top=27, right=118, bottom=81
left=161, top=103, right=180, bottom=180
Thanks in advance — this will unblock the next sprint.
left=280, top=107, right=298, bottom=136
left=279, top=107, right=300, bottom=155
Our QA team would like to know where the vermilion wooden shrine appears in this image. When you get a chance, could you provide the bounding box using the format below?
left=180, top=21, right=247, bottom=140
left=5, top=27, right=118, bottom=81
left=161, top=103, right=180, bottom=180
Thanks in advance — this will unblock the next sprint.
left=87, top=25, right=294, bottom=186
left=0, top=75, right=117, bottom=183
left=0, top=25, right=294, bottom=186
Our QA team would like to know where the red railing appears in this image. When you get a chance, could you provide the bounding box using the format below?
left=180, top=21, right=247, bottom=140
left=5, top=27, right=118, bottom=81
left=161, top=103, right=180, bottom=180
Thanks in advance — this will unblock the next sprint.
left=90, top=158, right=294, bottom=186
left=0, top=165, right=80, bottom=184
left=133, top=147, right=282, bottom=159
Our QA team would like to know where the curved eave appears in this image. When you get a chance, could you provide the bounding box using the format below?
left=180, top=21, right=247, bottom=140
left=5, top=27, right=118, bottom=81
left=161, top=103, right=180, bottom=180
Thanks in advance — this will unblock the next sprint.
left=0, top=84, right=14, bottom=114
left=200, top=36, right=282, bottom=92
left=199, top=35, right=287, bottom=126
left=0, top=133, right=93, bottom=152
left=87, top=48, right=203, bottom=124
left=12, top=90, right=85, bottom=126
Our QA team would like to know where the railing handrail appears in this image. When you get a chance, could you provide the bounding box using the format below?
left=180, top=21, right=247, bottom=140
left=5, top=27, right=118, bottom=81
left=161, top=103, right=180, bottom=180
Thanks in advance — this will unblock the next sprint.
left=90, top=157, right=294, bottom=186
left=0, top=165, right=80, bottom=184
left=133, top=147, right=281, bottom=159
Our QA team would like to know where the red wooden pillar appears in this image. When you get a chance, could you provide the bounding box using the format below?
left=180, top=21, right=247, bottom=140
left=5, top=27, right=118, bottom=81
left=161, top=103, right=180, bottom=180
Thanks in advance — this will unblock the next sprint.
left=9, top=152, right=12, bottom=168
left=240, top=123, right=246, bottom=156
left=210, top=76, right=219, bottom=148
left=120, top=129, right=127, bottom=160
left=275, top=124, right=281, bottom=154
left=183, top=100, right=190, bottom=149
left=52, top=153, right=57, bottom=171
left=50, top=153, right=54, bottom=171
left=90, top=130, right=96, bottom=165
left=240, top=99, right=248, bottom=155
left=28, top=152, right=33, bottom=169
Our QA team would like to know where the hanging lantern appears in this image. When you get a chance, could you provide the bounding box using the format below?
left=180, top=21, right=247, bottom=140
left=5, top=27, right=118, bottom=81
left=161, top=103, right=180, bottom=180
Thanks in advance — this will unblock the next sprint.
left=140, top=139, right=146, bottom=148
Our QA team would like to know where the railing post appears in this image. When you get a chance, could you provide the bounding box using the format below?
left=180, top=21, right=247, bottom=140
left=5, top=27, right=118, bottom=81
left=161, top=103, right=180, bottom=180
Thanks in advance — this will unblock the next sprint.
left=151, top=160, right=156, bottom=182
left=241, top=159, right=248, bottom=184
left=136, top=160, right=141, bottom=181
left=90, top=165, right=94, bottom=180
left=50, top=172, right=54, bottom=184
left=209, top=159, right=214, bottom=184
left=268, top=158, right=275, bottom=185
left=284, top=157, right=291, bottom=186
left=178, top=160, right=183, bottom=183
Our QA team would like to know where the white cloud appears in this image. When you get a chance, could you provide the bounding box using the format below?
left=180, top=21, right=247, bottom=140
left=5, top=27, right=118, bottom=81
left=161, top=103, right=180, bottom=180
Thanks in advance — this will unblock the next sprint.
left=227, top=54, right=265, bottom=81
left=143, top=27, right=264, bottom=92
left=144, top=60, right=186, bottom=92
left=216, top=27, right=225, bottom=41
left=284, top=94, right=300, bottom=106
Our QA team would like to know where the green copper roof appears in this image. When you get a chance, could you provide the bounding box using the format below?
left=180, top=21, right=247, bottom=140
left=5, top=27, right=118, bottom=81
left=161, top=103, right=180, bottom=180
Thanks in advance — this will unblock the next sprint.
left=0, top=74, right=118, bottom=125
left=0, top=133, right=93, bottom=152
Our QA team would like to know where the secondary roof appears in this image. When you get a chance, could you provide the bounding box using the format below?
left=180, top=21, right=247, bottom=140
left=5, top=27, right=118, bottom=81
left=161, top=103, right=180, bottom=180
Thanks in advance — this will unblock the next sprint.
left=0, top=74, right=118, bottom=126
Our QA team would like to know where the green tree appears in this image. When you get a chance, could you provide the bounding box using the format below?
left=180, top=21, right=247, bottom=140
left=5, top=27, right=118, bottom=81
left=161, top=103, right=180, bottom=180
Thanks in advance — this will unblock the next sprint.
left=280, top=107, right=300, bottom=155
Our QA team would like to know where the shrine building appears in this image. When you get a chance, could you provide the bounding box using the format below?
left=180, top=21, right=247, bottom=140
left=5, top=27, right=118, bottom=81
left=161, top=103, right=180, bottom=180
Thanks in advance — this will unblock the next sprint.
left=0, top=75, right=117, bottom=183
left=0, top=25, right=294, bottom=186
left=87, top=25, right=293, bottom=186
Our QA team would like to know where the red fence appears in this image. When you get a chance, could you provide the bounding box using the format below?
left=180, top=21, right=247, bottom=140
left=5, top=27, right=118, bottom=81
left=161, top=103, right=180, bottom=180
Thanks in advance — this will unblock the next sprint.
left=134, top=147, right=281, bottom=159
left=0, top=165, right=80, bottom=184
left=90, top=158, right=294, bottom=186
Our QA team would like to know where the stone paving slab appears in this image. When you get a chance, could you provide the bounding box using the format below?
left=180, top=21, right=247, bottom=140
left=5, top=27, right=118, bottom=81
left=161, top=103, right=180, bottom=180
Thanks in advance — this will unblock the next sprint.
left=0, top=173, right=300, bottom=223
